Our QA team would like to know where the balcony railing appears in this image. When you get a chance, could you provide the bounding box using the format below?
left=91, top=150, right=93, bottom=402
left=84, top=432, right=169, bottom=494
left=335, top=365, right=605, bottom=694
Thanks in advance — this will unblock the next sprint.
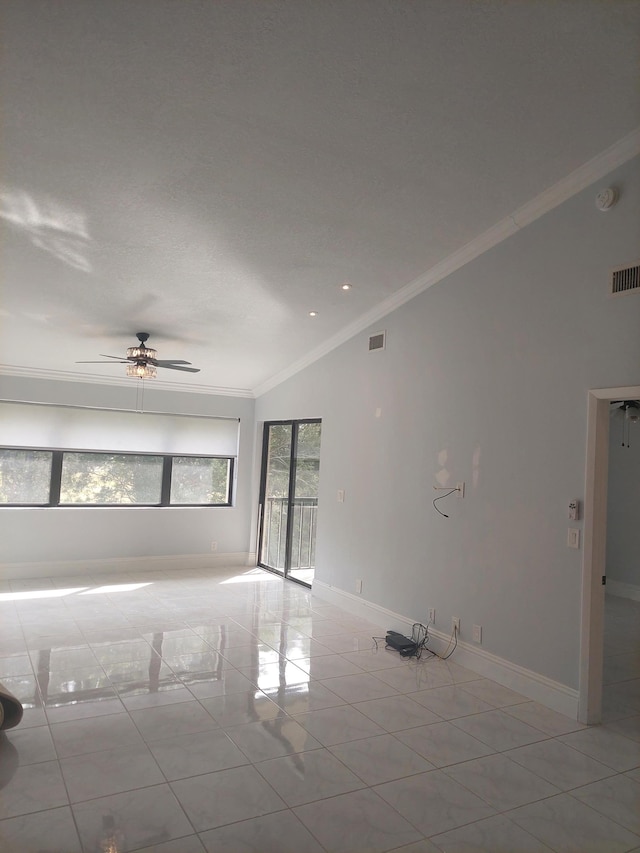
left=261, top=496, right=317, bottom=571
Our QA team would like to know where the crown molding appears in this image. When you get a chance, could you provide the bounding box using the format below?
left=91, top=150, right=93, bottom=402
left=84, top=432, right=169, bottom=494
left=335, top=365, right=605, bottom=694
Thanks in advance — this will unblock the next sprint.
left=254, top=127, right=640, bottom=398
left=0, top=365, right=255, bottom=399
left=511, top=127, right=640, bottom=228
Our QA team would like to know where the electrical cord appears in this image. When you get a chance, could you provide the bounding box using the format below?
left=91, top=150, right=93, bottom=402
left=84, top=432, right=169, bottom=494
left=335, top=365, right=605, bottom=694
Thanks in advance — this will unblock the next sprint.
left=433, top=488, right=457, bottom=518
left=434, top=625, right=458, bottom=660
left=374, top=623, right=458, bottom=662
left=372, top=623, right=436, bottom=660
left=408, top=622, right=433, bottom=659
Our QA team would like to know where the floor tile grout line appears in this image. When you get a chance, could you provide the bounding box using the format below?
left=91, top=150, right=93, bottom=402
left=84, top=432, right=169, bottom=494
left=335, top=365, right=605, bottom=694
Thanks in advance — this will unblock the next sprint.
left=1, top=572, right=638, bottom=850
left=563, top=790, right=640, bottom=843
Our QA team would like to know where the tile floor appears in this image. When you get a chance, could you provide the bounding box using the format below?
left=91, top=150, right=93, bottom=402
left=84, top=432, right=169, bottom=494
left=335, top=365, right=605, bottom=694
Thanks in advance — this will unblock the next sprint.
left=0, top=567, right=638, bottom=853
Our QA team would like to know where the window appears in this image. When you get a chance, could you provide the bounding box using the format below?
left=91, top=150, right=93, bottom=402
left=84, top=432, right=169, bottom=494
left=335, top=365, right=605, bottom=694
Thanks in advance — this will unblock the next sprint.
left=60, top=453, right=164, bottom=505
left=0, top=449, right=53, bottom=504
left=0, top=448, right=234, bottom=507
left=170, top=456, right=232, bottom=505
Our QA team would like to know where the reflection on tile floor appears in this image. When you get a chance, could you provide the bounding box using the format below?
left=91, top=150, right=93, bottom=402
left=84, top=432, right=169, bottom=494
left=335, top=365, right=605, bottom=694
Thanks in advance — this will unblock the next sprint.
left=0, top=570, right=638, bottom=852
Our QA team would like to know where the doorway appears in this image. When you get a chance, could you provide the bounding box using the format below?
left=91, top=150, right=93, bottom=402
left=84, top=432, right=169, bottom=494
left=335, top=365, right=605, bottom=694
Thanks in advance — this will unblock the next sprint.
left=580, top=384, right=640, bottom=724
left=257, top=420, right=321, bottom=587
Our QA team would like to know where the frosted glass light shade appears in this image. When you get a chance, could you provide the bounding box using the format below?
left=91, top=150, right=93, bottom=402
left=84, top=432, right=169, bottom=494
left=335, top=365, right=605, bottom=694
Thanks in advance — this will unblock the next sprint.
left=126, top=363, right=157, bottom=379
left=126, top=345, right=157, bottom=361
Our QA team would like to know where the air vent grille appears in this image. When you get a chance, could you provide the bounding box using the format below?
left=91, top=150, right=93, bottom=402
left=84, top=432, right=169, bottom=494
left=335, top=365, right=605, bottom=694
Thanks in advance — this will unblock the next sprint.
left=368, top=331, right=386, bottom=351
left=610, top=263, right=640, bottom=296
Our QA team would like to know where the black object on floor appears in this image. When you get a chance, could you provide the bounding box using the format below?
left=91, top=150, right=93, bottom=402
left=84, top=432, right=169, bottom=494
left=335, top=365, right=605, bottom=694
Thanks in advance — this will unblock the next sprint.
left=0, top=682, right=24, bottom=730
left=385, top=631, right=418, bottom=655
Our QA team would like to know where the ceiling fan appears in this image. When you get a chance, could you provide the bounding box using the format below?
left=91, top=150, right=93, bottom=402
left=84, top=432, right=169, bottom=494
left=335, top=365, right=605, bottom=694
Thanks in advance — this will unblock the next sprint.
left=76, top=332, right=200, bottom=379
left=610, top=399, right=640, bottom=448
left=610, top=400, right=640, bottom=420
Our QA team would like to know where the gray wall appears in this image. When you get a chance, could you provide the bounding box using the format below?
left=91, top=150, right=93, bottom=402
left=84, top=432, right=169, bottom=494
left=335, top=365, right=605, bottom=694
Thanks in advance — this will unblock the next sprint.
left=0, top=375, right=255, bottom=564
left=255, top=156, right=640, bottom=690
left=607, top=413, right=640, bottom=591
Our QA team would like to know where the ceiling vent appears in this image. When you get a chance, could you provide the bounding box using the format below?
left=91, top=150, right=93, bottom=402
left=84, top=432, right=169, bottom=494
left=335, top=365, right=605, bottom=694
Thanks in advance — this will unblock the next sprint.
left=610, top=262, right=640, bottom=296
left=368, top=331, right=386, bottom=351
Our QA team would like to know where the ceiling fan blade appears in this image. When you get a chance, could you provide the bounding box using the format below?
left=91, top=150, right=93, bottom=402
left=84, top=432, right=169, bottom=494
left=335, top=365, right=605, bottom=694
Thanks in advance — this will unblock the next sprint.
left=99, top=354, right=133, bottom=360
left=157, top=364, right=201, bottom=373
left=153, top=359, right=193, bottom=366
left=76, top=360, right=129, bottom=364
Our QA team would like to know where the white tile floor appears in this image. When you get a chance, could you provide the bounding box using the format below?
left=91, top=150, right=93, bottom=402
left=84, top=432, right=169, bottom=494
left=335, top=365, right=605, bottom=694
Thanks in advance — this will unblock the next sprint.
left=0, top=567, right=638, bottom=853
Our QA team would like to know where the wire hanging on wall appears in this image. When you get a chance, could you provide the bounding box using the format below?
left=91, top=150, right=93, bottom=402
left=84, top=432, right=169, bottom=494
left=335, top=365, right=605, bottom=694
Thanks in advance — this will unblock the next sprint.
left=432, top=485, right=461, bottom=518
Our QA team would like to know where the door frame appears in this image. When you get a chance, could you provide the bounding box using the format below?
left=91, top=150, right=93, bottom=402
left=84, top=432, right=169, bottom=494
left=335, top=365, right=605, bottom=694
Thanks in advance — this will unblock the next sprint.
left=257, top=418, right=321, bottom=588
left=579, top=384, right=640, bottom=724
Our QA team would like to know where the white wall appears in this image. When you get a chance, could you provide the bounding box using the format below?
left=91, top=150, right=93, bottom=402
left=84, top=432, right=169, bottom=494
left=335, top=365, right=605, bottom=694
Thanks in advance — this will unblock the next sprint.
left=606, top=413, right=640, bottom=594
left=2, top=158, right=638, bottom=695
left=0, top=375, right=255, bottom=571
left=256, top=156, right=640, bottom=692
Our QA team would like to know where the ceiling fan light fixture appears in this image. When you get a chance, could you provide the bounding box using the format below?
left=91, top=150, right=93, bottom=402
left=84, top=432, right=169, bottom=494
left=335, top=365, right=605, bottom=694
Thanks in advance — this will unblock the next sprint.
left=76, top=332, right=199, bottom=376
left=127, top=345, right=157, bottom=361
left=126, top=363, right=157, bottom=379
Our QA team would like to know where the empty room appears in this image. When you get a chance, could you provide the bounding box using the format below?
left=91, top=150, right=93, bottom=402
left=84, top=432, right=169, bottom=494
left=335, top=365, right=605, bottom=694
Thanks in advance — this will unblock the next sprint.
left=1, top=2, right=639, bottom=852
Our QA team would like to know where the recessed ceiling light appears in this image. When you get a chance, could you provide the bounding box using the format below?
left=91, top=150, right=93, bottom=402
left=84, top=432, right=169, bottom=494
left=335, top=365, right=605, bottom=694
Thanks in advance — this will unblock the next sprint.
left=341, top=282, right=352, bottom=290
left=309, top=311, right=318, bottom=317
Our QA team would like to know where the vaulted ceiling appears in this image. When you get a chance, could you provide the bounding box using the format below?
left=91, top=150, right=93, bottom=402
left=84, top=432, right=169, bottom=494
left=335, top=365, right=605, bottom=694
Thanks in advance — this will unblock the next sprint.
left=2, top=1, right=639, bottom=395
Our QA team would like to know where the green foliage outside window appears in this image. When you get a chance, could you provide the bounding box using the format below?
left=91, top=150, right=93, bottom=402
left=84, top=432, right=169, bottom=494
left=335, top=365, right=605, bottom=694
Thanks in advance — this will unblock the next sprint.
left=0, top=448, right=233, bottom=506
left=0, top=449, right=52, bottom=504
left=170, top=456, right=231, bottom=504
left=60, top=453, right=163, bottom=504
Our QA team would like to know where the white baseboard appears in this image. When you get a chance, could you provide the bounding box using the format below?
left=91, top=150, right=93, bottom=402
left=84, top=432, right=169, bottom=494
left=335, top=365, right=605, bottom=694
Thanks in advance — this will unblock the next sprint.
left=607, top=579, right=640, bottom=602
left=0, top=552, right=252, bottom=580
left=313, top=580, right=579, bottom=720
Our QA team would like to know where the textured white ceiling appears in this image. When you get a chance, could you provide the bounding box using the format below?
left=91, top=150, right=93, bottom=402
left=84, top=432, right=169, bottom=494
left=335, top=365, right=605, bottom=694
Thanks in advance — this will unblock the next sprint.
left=1, top=1, right=639, bottom=394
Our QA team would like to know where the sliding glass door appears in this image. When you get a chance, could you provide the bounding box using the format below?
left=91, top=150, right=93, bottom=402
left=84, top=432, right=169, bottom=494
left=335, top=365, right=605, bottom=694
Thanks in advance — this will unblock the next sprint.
left=258, top=420, right=321, bottom=587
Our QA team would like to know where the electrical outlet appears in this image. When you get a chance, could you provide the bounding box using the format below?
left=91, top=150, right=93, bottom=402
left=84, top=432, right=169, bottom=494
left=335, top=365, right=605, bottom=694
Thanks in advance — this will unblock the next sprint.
left=452, top=616, right=460, bottom=634
left=355, top=578, right=363, bottom=594
left=428, top=608, right=435, bottom=624
left=473, top=624, right=482, bottom=643
left=456, top=482, right=465, bottom=498
left=210, top=541, right=218, bottom=552
left=337, top=489, right=345, bottom=502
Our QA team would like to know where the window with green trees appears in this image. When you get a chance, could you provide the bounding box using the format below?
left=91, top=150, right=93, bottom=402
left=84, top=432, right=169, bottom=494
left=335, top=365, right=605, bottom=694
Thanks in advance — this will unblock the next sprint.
left=0, top=449, right=52, bottom=504
left=0, top=448, right=234, bottom=506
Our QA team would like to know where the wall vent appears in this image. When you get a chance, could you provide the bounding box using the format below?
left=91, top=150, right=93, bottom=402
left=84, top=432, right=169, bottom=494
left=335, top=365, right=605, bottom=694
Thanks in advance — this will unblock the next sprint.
left=368, top=331, right=386, bottom=351
left=610, top=262, right=640, bottom=296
